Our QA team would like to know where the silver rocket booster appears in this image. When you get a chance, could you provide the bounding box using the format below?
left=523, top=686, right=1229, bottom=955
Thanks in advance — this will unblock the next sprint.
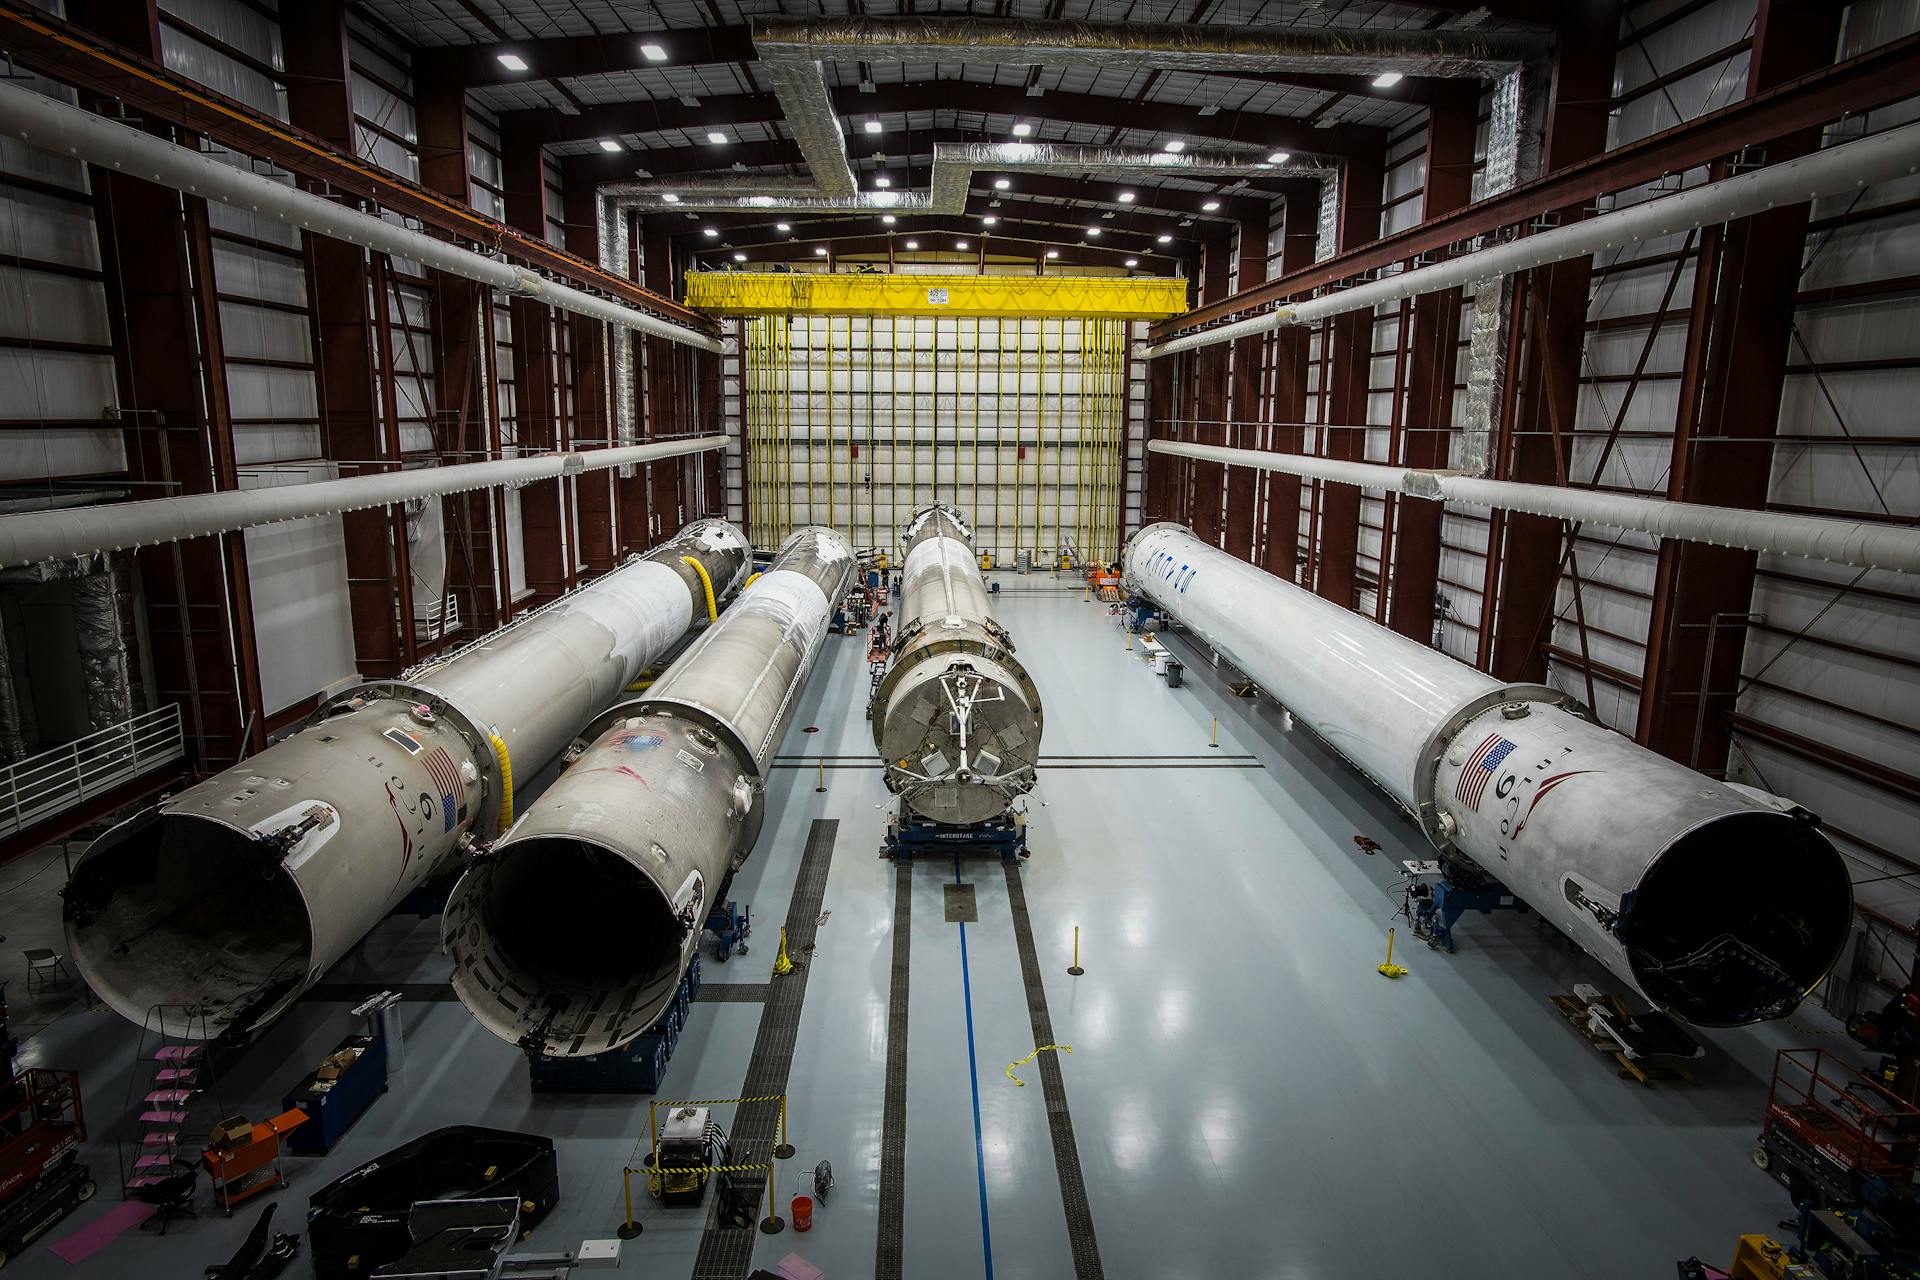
left=443, top=525, right=857, bottom=1057
left=1123, top=523, right=1854, bottom=1027
left=63, top=520, right=751, bottom=1040
left=870, top=505, right=1042, bottom=825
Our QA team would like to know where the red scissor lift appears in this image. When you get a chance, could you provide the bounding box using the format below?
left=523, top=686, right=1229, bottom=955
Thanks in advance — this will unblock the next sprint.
left=0, top=1068, right=94, bottom=1269
left=1757, top=1048, right=1920, bottom=1236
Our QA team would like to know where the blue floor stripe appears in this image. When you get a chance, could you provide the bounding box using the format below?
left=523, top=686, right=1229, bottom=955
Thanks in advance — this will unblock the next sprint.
left=955, top=855, right=995, bottom=1280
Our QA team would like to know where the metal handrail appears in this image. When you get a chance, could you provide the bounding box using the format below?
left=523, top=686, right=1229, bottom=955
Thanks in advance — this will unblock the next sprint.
left=0, top=704, right=185, bottom=836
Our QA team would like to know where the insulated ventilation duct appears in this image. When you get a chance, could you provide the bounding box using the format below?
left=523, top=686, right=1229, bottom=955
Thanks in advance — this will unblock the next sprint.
left=1147, top=440, right=1920, bottom=576
left=0, top=437, right=728, bottom=569
left=0, top=79, right=719, bottom=352
left=1149, top=116, right=1920, bottom=357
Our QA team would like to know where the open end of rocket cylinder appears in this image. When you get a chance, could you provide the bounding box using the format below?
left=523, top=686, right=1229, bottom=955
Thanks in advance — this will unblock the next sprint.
left=64, top=814, right=313, bottom=1040
left=459, top=836, right=684, bottom=1055
left=1621, top=811, right=1854, bottom=1026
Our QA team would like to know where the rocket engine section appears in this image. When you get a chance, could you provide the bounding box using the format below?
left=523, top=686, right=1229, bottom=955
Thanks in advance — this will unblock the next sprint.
left=870, top=506, right=1042, bottom=825
left=1123, top=522, right=1853, bottom=1028
left=62, top=520, right=750, bottom=1041
left=443, top=526, right=856, bottom=1058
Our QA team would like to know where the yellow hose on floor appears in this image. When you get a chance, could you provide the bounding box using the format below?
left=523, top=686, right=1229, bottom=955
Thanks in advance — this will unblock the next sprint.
left=488, top=732, right=513, bottom=830
left=681, top=556, right=718, bottom=623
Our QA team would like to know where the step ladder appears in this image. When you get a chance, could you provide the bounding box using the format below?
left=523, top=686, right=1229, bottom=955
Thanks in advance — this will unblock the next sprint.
left=118, top=1006, right=224, bottom=1199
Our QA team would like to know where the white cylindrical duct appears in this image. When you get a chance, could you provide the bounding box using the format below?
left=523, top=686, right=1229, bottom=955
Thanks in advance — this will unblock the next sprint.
left=444, top=527, right=857, bottom=1057
left=0, top=435, right=726, bottom=569
left=1123, top=524, right=1852, bottom=1027
left=0, top=79, right=719, bottom=352
left=871, top=506, right=1042, bottom=825
left=1149, top=117, right=1920, bottom=357
left=62, top=520, right=751, bottom=1041
left=1146, top=438, right=1920, bottom=576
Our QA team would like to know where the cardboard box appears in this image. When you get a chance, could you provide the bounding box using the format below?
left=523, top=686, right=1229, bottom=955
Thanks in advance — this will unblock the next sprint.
left=209, top=1116, right=252, bottom=1149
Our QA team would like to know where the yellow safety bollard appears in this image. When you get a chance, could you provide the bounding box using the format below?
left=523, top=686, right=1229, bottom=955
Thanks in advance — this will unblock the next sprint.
left=1126, top=630, right=1132, bottom=651
left=1068, top=926, right=1083, bottom=976
left=617, top=1165, right=642, bottom=1238
left=1210, top=717, right=1219, bottom=749
left=816, top=758, right=826, bottom=794
left=761, top=1163, right=784, bottom=1235
left=1378, top=927, right=1409, bottom=978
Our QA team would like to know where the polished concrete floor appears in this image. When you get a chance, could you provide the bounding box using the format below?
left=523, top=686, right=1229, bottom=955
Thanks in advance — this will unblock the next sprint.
left=6, top=578, right=1824, bottom=1278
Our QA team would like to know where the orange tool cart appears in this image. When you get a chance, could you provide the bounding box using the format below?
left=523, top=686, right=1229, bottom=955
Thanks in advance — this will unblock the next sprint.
left=202, top=1109, right=307, bottom=1214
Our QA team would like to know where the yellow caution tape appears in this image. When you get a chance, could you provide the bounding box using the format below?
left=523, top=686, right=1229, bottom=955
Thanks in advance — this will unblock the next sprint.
left=1005, top=1044, right=1072, bottom=1087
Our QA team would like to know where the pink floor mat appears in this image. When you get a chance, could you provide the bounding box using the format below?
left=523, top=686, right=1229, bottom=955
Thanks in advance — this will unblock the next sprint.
left=46, top=1200, right=155, bottom=1264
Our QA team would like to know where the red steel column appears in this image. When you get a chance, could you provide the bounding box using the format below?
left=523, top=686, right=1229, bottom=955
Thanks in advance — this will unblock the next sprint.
left=1223, top=215, right=1267, bottom=560
left=284, top=0, right=414, bottom=674
left=417, top=84, right=505, bottom=632
left=1488, top=5, right=1619, bottom=682
left=1387, top=88, right=1478, bottom=643
left=1189, top=234, right=1232, bottom=547
left=1145, top=353, right=1176, bottom=522
left=563, top=184, right=619, bottom=572
left=1259, top=196, right=1318, bottom=582
left=1314, top=139, right=1386, bottom=608
left=502, top=131, right=569, bottom=604
left=643, top=223, right=683, bottom=547
left=1636, top=0, right=1845, bottom=769
left=72, top=0, right=265, bottom=763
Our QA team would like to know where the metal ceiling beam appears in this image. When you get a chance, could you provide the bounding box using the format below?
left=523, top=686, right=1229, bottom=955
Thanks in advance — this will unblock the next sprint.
left=704, top=227, right=1177, bottom=272
left=680, top=207, right=1191, bottom=256
left=555, top=140, right=1305, bottom=201
left=0, top=2, right=712, bottom=332
left=413, top=27, right=758, bottom=89
left=1155, top=29, right=1920, bottom=339
left=502, top=81, right=1378, bottom=157
left=412, top=21, right=1462, bottom=103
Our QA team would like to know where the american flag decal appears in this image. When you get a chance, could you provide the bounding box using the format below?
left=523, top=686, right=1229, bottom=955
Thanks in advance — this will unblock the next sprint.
left=422, top=746, right=461, bottom=832
left=1455, top=733, right=1517, bottom=811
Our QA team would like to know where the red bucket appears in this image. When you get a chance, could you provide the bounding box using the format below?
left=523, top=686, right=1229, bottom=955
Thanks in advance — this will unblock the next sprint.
left=791, top=1194, right=814, bottom=1231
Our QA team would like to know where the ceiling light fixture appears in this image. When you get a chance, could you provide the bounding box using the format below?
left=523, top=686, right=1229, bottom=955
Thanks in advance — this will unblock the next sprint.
left=776, top=222, right=791, bottom=232
left=702, top=227, right=719, bottom=237
left=1372, top=71, right=1404, bottom=88
left=1157, top=234, right=1173, bottom=243
left=1267, top=151, right=1291, bottom=164
left=994, top=178, right=1011, bottom=190
left=982, top=216, right=998, bottom=226
left=1125, top=258, right=1139, bottom=267
left=905, top=240, right=918, bottom=250
left=955, top=239, right=969, bottom=249
left=865, top=120, right=883, bottom=134
left=874, top=176, right=891, bottom=188
left=496, top=53, right=528, bottom=71
left=706, top=131, right=728, bottom=145
left=881, top=214, right=896, bottom=224
left=1163, top=139, right=1185, bottom=153
left=661, top=193, right=679, bottom=203
left=1118, top=191, right=1135, bottom=203
left=733, top=252, right=747, bottom=262
left=640, top=43, right=668, bottom=62
left=1086, top=227, right=1102, bottom=237
left=598, top=138, right=622, bottom=152
left=1012, top=122, right=1033, bottom=137
left=814, top=246, right=828, bottom=255
left=1046, top=249, right=1059, bottom=259
left=1202, top=200, right=1220, bottom=211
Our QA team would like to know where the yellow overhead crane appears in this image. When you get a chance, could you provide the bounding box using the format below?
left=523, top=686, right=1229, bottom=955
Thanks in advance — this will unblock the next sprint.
left=685, top=272, right=1188, bottom=319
